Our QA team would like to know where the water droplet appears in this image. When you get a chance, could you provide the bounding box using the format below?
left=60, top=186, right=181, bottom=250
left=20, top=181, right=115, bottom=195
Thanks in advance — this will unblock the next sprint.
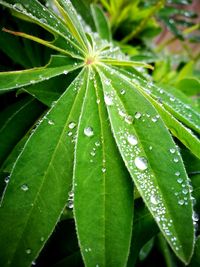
left=150, top=195, right=159, bottom=205
left=96, top=99, right=100, bottom=104
left=173, top=157, right=179, bottom=163
left=170, top=96, right=175, bottom=102
left=68, top=131, right=73, bottom=136
left=48, top=120, right=54, bottom=125
left=67, top=200, right=73, bottom=209
left=151, top=117, right=158, bottom=123
left=90, top=151, right=96, bottom=157
left=177, top=178, right=183, bottom=184
left=175, top=171, right=180, bottom=176
left=68, top=190, right=74, bottom=198
left=13, top=3, right=25, bottom=11
left=95, top=141, right=100, bottom=147
left=170, top=148, right=176, bottom=154
left=102, top=168, right=106, bottom=173
left=104, top=95, right=113, bottom=106
left=63, top=70, right=68, bottom=75
left=40, top=237, right=44, bottom=242
left=135, top=112, right=142, bottom=119
left=125, top=115, right=133, bottom=124
left=40, top=18, right=47, bottom=24
left=178, top=199, right=184, bottom=205
left=134, top=157, right=148, bottom=171
left=118, top=109, right=126, bottom=117
left=127, top=135, right=138, bottom=146
left=21, top=184, right=29, bottom=191
left=4, top=176, right=10, bottom=184
left=192, top=212, right=199, bottom=222
left=26, top=249, right=31, bottom=254
left=120, top=89, right=126, bottom=95
left=68, top=122, right=76, bottom=129
left=84, top=127, right=94, bottom=137
left=182, top=188, right=188, bottom=195
left=32, top=261, right=36, bottom=266
left=149, top=146, right=153, bottom=150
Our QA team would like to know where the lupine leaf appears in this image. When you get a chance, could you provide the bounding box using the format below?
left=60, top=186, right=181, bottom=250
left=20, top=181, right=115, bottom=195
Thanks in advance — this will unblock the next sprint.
left=73, top=69, right=133, bottom=267
left=98, top=65, right=194, bottom=263
left=0, top=55, right=82, bottom=93
left=0, top=70, right=87, bottom=267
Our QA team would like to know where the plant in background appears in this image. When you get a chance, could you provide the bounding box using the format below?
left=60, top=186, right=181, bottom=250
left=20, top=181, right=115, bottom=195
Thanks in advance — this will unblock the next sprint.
left=0, top=0, right=199, bottom=267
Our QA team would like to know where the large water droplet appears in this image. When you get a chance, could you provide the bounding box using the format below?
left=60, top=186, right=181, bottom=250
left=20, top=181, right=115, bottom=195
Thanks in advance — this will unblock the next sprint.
left=84, top=127, right=94, bottom=137
left=177, top=178, right=183, bottom=184
left=13, top=3, right=25, bottom=12
left=134, top=157, right=148, bottom=171
left=68, top=122, right=76, bottom=129
left=150, top=195, right=159, bottom=205
left=21, top=184, right=29, bottom=191
left=127, top=135, right=138, bottom=146
left=104, top=95, right=113, bottom=106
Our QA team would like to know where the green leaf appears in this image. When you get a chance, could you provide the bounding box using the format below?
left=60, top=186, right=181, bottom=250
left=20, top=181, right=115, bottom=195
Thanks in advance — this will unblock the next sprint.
left=189, top=236, right=200, bottom=267
left=0, top=55, right=82, bottom=93
left=91, top=4, right=111, bottom=42
left=0, top=70, right=87, bottom=267
left=0, top=96, right=45, bottom=166
left=73, top=69, right=133, bottom=267
left=98, top=65, right=195, bottom=263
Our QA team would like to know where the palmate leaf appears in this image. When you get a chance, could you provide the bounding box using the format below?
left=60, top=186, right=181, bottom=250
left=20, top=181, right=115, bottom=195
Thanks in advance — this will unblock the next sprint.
left=0, top=0, right=199, bottom=266
left=98, top=65, right=195, bottom=263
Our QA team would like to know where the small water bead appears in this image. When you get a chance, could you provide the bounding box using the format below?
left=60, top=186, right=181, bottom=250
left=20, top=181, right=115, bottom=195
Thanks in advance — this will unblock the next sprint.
left=90, top=151, right=96, bottom=157
left=178, top=199, right=184, bottom=205
left=182, top=188, right=188, bottom=195
left=104, top=95, right=113, bottom=106
left=125, top=115, right=133, bottom=124
left=134, top=157, right=148, bottom=171
left=102, top=168, right=106, bottom=173
left=177, top=178, right=183, bottom=184
left=84, top=127, right=94, bottom=137
left=68, top=122, right=76, bottom=129
left=48, top=120, right=54, bottom=125
left=21, top=184, right=29, bottom=191
left=149, top=146, right=153, bottom=150
left=13, top=3, right=25, bottom=11
left=67, top=200, right=74, bottom=209
left=120, top=89, right=126, bottom=95
left=96, top=99, right=100, bottom=104
left=32, top=261, right=36, bottom=266
left=26, top=249, right=32, bottom=254
left=127, top=135, right=138, bottom=146
left=173, top=158, right=179, bottom=163
left=170, top=148, right=176, bottom=154
left=150, top=195, right=159, bottom=205
left=4, top=176, right=10, bottom=184
left=170, top=97, right=175, bottom=102
left=68, top=131, right=73, bottom=136
left=135, top=112, right=142, bottom=119
left=192, top=212, right=199, bottom=222
left=40, top=18, right=47, bottom=24
left=175, top=171, right=180, bottom=176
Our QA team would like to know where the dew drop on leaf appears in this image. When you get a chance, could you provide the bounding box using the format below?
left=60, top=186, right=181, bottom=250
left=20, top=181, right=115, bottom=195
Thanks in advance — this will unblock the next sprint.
left=127, top=135, right=138, bottom=146
left=177, top=178, right=183, bottom=184
left=125, top=115, right=133, bottom=124
left=192, top=212, right=199, bottom=222
left=25, top=248, right=31, bottom=254
left=173, top=158, right=179, bottom=163
left=13, top=3, right=25, bottom=12
left=120, top=89, right=126, bottom=95
left=170, top=148, right=176, bottom=154
left=175, top=171, right=180, bottom=176
left=135, top=112, right=142, bottom=119
left=84, top=127, right=94, bottom=137
left=68, top=122, right=76, bottom=129
left=178, top=199, right=184, bottom=205
left=21, top=184, right=29, bottom=191
left=104, top=94, right=113, bottom=106
left=4, top=176, right=10, bottom=184
left=134, top=157, right=148, bottom=171
left=150, top=195, right=159, bottom=205
left=102, top=167, right=106, bottom=173
left=182, top=188, right=188, bottom=195
left=48, top=120, right=54, bottom=125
